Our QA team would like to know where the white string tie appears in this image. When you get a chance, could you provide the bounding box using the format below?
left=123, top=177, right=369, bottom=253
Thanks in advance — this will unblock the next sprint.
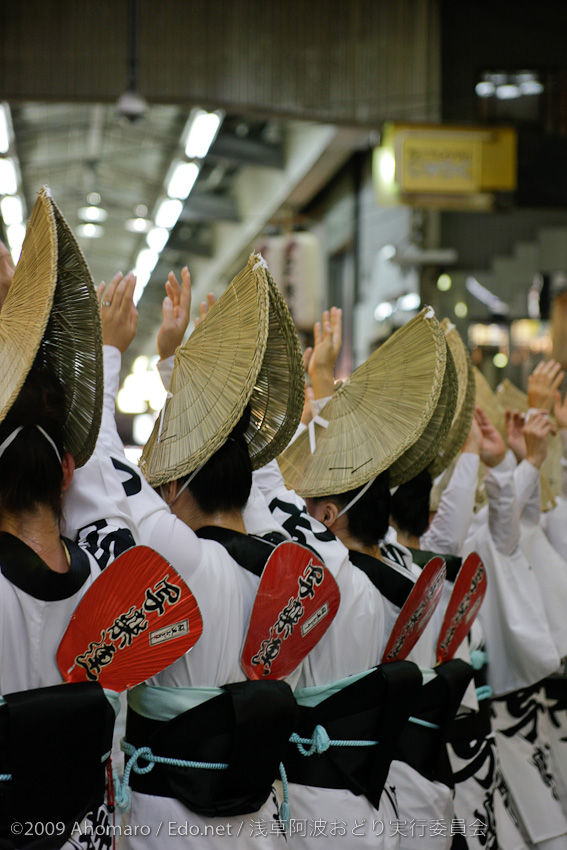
left=253, top=254, right=268, bottom=271
left=336, top=477, right=377, bottom=518
left=308, top=415, right=329, bottom=454
left=157, top=392, right=173, bottom=444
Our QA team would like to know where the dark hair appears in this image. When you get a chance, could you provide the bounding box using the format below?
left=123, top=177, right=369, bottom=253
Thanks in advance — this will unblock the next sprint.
left=0, top=365, right=66, bottom=518
left=390, top=469, right=432, bottom=539
left=311, top=470, right=391, bottom=548
left=180, top=405, right=252, bottom=514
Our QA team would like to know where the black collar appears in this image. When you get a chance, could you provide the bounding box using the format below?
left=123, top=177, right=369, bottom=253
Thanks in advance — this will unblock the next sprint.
left=348, top=548, right=415, bottom=609
left=195, top=526, right=285, bottom=577
left=0, top=532, right=92, bottom=600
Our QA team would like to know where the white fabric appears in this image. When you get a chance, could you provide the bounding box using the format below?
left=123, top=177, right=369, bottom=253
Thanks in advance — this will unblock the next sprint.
left=520, top=520, right=567, bottom=658
left=493, top=690, right=567, bottom=845
left=251, top=462, right=401, bottom=849
left=542, top=458, right=567, bottom=560
left=421, top=452, right=480, bottom=556
left=514, top=459, right=541, bottom=524
left=68, top=346, right=298, bottom=848
left=467, top=452, right=520, bottom=557
left=0, top=547, right=99, bottom=694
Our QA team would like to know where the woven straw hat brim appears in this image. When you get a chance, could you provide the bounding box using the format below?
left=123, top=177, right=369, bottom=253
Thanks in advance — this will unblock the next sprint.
left=245, top=270, right=305, bottom=468
left=36, top=194, right=103, bottom=468
left=0, top=190, right=58, bottom=426
left=278, top=308, right=448, bottom=498
left=140, top=255, right=270, bottom=487
left=389, top=339, right=458, bottom=487
left=429, top=322, right=476, bottom=479
left=0, top=187, right=102, bottom=468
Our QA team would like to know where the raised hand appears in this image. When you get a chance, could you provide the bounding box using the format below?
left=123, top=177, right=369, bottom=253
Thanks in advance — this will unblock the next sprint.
left=460, top=417, right=482, bottom=455
left=98, top=272, right=139, bottom=353
left=157, top=267, right=192, bottom=360
left=505, top=409, right=527, bottom=463
left=475, top=406, right=507, bottom=468
left=194, top=293, right=216, bottom=329
left=528, top=359, right=565, bottom=412
left=307, top=307, right=342, bottom=399
left=523, top=409, right=556, bottom=469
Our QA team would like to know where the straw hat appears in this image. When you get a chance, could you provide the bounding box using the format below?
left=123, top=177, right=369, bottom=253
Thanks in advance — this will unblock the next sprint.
left=0, top=186, right=102, bottom=467
left=140, top=253, right=304, bottom=487
left=244, top=267, right=305, bottom=467
left=429, top=320, right=476, bottom=479
left=278, top=307, right=456, bottom=497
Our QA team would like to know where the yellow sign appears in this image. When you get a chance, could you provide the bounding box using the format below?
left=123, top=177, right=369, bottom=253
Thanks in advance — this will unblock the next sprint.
left=402, top=137, right=481, bottom=193
left=373, top=123, right=517, bottom=209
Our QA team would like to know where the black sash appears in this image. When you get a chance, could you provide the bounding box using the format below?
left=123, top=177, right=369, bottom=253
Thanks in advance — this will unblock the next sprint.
left=394, top=659, right=473, bottom=787
left=0, top=682, right=114, bottom=849
left=285, top=661, right=422, bottom=809
left=126, top=679, right=300, bottom=817
left=409, top=548, right=462, bottom=583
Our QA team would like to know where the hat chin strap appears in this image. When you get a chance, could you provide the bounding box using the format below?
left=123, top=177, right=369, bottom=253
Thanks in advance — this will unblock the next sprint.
left=335, top=476, right=376, bottom=519
left=0, top=425, right=62, bottom=464
left=161, top=460, right=207, bottom=506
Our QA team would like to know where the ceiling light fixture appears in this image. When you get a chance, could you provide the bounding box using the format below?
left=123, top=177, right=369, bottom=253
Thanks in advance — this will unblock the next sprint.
left=0, top=159, right=18, bottom=195
left=0, top=105, right=10, bottom=154
left=0, top=195, right=23, bottom=226
left=183, top=109, right=223, bottom=159
left=166, top=161, right=199, bottom=200
left=155, top=198, right=183, bottom=230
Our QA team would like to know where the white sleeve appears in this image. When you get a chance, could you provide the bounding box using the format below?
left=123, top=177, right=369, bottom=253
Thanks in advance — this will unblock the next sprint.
left=65, top=345, right=204, bottom=578
left=514, top=459, right=541, bottom=524
left=420, top=453, right=480, bottom=555
left=484, top=451, right=521, bottom=556
left=62, top=346, right=139, bottom=566
left=157, top=356, right=174, bottom=391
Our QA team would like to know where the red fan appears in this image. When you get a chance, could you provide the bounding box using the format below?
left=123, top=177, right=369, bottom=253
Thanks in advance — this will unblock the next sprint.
left=241, top=542, right=340, bottom=680
left=57, top=545, right=203, bottom=691
left=436, top=552, right=486, bottom=665
left=381, top=556, right=446, bottom=663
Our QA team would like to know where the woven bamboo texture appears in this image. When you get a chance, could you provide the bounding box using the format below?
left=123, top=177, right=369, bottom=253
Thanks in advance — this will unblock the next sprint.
left=389, top=338, right=458, bottom=487
left=0, top=189, right=57, bottom=425
left=140, top=255, right=270, bottom=487
left=37, top=194, right=103, bottom=467
left=429, top=320, right=476, bottom=479
left=245, top=268, right=305, bottom=468
left=278, top=308, right=450, bottom=497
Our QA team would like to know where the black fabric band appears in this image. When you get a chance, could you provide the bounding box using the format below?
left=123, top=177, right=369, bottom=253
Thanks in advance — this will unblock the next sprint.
left=409, top=548, right=463, bottom=583
left=0, top=533, right=91, bottom=600
left=126, top=679, right=300, bottom=818
left=348, top=549, right=415, bottom=609
left=0, top=682, right=114, bottom=849
left=394, top=659, right=473, bottom=787
left=195, top=527, right=281, bottom=578
left=285, top=661, right=422, bottom=809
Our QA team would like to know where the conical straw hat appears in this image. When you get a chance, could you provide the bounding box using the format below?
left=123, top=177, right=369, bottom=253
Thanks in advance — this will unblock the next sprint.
left=140, top=253, right=304, bottom=487
left=244, top=267, right=305, bottom=468
left=389, top=338, right=458, bottom=487
left=0, top=186, right=102, bottom=467
left=278, top=307, right=452, bottom=497
left=429, top=320, right=476, bottom=479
